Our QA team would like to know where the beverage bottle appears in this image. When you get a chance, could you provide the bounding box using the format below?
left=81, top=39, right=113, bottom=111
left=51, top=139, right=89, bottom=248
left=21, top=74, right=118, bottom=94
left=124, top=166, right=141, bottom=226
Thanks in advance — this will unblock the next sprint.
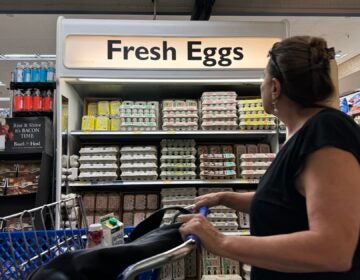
left=86, top=223, right=104, bottom=249
left=23, top=62, right=31, bottom=83
left=39, top=62, right=48, bottom=82
left=32, top=89, right=43, bottom=111
left=47, top=61, right=55, bottom=82
left=15, top=62, right=23, bottom=82
left=42, top=90, right=53, bottom=111
left=23, top=89, right=33, bottom=111
left=13, top=90, right=24, bottom=111
left=31, top=62, right=40, bottom=82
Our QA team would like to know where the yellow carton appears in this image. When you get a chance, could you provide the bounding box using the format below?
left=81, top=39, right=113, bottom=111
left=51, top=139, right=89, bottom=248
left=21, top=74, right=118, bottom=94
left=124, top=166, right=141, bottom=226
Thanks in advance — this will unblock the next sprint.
left=81, top=115, right=95, bottom=131
left=95, top=116, right=110, bottom=131
left=110, top=101, right=121, bottom=116
left=98, top=101, right=110, bottom=116
left=110, top=118, right=121, bottom=131
left=87, top=102, right=98, bottom=116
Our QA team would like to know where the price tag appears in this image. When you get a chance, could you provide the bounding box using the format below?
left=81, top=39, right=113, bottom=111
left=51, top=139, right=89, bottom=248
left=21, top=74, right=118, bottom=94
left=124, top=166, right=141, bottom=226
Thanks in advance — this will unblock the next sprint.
left=163, top=180, right=172, bottom=185
left=167, top=130, right=175, bottom=134
left=132, top=131, right=142, bottom=134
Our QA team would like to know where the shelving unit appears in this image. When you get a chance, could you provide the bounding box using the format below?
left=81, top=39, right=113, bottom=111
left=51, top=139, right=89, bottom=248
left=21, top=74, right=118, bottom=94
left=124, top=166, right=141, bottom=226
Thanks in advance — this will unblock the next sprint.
left=10, top=82, right=56, bottom=91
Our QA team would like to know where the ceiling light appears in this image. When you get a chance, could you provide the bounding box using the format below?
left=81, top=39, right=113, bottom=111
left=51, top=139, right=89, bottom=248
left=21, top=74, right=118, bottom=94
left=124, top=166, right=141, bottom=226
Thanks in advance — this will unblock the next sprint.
left=0, top=97, right=10, bottom=101
left=0, top=81, right=6, bottom=87
left=335, top=51, right=348, bottom=60
left=3, top=54, right=38, bottom=59
left=38, top=54, right=56, bottom=59
left=0, top=54, right=56, bottom=61
left=77, top=78, right=264, bottom=84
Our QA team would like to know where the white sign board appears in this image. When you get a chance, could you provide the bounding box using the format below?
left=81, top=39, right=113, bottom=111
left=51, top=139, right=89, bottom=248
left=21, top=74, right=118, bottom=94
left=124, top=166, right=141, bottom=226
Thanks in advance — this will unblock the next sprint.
left=64, top=36, right=280, bottom=70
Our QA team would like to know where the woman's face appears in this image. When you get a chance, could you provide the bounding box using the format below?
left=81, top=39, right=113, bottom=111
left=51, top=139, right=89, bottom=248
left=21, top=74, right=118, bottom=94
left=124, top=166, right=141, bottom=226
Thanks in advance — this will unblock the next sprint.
left=260, top=62, right=273, bottom=114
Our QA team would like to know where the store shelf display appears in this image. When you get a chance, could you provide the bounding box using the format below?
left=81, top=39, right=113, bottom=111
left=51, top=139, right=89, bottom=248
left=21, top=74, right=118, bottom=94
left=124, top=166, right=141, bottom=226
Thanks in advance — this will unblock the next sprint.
left=120, top=146, right=158, bottom=180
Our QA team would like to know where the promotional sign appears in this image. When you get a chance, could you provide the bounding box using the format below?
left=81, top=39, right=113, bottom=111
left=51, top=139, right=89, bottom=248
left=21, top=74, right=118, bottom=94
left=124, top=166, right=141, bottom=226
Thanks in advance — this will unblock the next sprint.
left=64, top=36, right=280, bottom=69
left=2, top=117, right=52, bottom=155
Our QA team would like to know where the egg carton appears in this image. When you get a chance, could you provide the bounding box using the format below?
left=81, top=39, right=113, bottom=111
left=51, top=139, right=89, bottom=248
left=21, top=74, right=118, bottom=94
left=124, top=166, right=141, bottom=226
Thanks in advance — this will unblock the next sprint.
left=161, top=147, right=197, bottom=156
left=79, top=163, right=118, bottom=172
left=160, top=171, right=197, bottom=180
left=240, top=153, right=276, bottom=162
left=202, top=113, right=237, bottom=119
left=163, top=117, right=198, bottom=122
left=162, top=198, right=195, bottom=206
left=79, top=146, right=119, bottom=155
left=200, top=154, right=235, bottom=162
left=201, top=99, right=237, bottom=105
left=209, top=206, right=236, bottom=214
left=198, top=188, right=233, bottom=195
left=241, top=169, right=266, bottom=179
left=161, top=188, right=197, bottom=197
left=163, top=112, right=198, bottom=118
left=121, top=172, right=158, bottom=181
left=121, top=146, right=157, bottom=154
left=200, top=161, right=236, bottom=168
left=160, top=139, right=196, bottom=148
left=120, top=117, right=157, bottom=123
left=240, top=161, right=272, bottom=170
left=238, top=113, right=275, bottom=120
left=121, top=162, right=158, bottom=171
left=160, top=163, right=196, bottom=172
left=202, top=105, right=237, bottom=111
left=120, top=155, right=157, bottom=164
left=238, top=98, right=263, bottom=105
left=120, top=102, right=158, bottom=110
left=160, top=155, right=196, bottom=164
left=79, top=155, right=118, bottom=164
left=212, top=221, right=239, bottom=232
left=202, top=91, right=237, bottom=98
left=201, top=124, right=238, bottom=130
left=200, top=173, right=236, bottom=180
left=162, top=125, right=199, bottom=131
left=78, top=172, right=117, bottom=181
left=207, top=213, right=238, bottom=222
left=201, top=275, right=242, bottom=280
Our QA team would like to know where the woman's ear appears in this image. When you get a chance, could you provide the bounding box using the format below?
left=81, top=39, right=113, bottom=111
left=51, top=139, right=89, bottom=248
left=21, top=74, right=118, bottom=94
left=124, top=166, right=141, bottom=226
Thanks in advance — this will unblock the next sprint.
left=271, top=77, right=281, bottom=103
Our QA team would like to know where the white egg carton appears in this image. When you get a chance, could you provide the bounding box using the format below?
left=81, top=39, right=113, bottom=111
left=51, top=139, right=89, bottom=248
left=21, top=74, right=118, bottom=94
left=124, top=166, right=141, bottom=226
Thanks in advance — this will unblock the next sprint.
left=120, top=154, right=157, bottom=163
left=207, top=213, right=238, bottom=222
left=160, top=171, right=197, bottom=180
left=162, top=125, right=198, bottom=131
left=200, top=153, right=235, bottom=161
left=79, top=155, right=118, bottom=164
left=79, top=163, right=118, bottom=172
left=162, top=196, right=195, bottom=206
left=120, top=146, right=157, bottom=154
left=212, top=221, right=239, bottom=232
left=160, top=155, right=196, bottom=164
left=121, top=171, right=158, bottom=181
left=161, top=188, right=197, bottom=197
left=241, top=169, right=266, bottom=179
left=200, top=162, right=236, bottom=169
left=160, top=139, right=196, bottom=148
left=78, top=171, right=118, bottom=181
left=160, top=163, right=196, bottom=171
left=120, top=162, right=158, bottom=171
left=161, top=147, right=197, bottom=156
left=163, top=112, right=198, bottom=118
left=79, top=146, right=119, bottom=155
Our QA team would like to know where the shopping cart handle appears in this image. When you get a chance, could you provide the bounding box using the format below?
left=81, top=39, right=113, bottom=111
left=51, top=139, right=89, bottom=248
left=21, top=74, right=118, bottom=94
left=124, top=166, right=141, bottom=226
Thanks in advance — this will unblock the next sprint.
left=185, top=206, right=209, bottom=245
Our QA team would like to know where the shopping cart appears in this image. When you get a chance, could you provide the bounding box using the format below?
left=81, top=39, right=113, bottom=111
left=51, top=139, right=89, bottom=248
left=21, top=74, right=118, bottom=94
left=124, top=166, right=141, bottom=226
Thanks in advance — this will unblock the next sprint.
left=0, top=195, right=208, bottom=280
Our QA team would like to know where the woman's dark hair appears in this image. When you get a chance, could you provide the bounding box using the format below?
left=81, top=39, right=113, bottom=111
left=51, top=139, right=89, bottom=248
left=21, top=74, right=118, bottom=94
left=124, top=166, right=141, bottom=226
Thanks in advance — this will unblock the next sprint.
left=268, top=36, right=335, bottom=107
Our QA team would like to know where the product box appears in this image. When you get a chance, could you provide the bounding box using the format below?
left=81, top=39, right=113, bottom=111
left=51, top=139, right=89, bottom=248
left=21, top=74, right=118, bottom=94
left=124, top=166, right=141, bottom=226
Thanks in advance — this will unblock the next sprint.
left=100, top=213, right=124, bottom=246
left=2, top=117, right=52, bottom=155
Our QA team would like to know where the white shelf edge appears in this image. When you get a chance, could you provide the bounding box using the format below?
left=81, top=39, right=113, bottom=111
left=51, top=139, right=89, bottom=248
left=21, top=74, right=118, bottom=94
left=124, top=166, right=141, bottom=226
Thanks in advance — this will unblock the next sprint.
left=69, top=179, right=259, bottom=187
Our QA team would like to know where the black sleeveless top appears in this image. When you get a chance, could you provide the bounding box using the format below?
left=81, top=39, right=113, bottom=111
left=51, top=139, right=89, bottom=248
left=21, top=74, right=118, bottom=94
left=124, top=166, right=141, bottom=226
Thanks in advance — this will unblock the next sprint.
left=250, top=108, right=360, bottom=280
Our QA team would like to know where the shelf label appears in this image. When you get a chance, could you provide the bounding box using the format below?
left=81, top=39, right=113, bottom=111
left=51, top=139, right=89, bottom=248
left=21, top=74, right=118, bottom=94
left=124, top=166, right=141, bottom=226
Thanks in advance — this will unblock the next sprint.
left=132, top=131, right=142, bottom=134
left=65, top=35, right=280, bottom=70
left=163, top=180, right=172, bottom=185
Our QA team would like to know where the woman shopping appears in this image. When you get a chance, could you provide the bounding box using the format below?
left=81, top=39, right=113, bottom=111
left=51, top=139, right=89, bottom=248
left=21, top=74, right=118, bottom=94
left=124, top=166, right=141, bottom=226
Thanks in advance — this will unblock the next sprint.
left=179, top=36, right=360, bottom=280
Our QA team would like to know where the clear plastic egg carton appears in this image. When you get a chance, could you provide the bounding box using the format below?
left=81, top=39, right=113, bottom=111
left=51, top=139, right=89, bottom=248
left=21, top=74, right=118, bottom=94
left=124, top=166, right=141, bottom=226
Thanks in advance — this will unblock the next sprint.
left=200, top=162, right=236, bottom=170
left=202, top=91, right=237, bottom=98
left=79, top=163, right=118, bottom=172
left=121, top=170, right=158, bottom=181
left=213, top=221, right=239, bottom=232
left=160, top=163, right=196, bottom=171
left=240, top=169, right=266, bottom=179
left=240, top=153, right=276, bottom=162
left=120, top=154, right=158, bottom=163
left=207, top=213, right=238, bottom=222
left=200, top=154, right=235, bottom=162
left=209, top=206, right=236, bottom=214
left=202, top=112, right=237, bottom=119
left=120, top=117, right=157, bottom=123
left=162, top=122, right=199, bottom=131
left=163, top=112, right=198, bottom=118
left=120, top=146, right=157, bottom=154
left=201, top=121, right=238, bottom=130
left=120, top=122, right=158, bottom=131
left=120, top=162, right=158, bottom=171
left=161, top=147, right=197, bottom=156
left=78, top=171, right=118, bottom=181
left=200, top=170, right=237, bottom=180
left=160, top=155, right=196, bottom=164
left=240, top=161, right=271, bottom=170
left=160, top=171, right=197, bottom=180
left=161, top=187, right=197, bottom=197
left=120, top=101, right=159, bottom=110
left=79, top=146, right=119, bottom=155
left=79, top=155, right=118, bottom=164
left=160, top=139, right=196, bottom=148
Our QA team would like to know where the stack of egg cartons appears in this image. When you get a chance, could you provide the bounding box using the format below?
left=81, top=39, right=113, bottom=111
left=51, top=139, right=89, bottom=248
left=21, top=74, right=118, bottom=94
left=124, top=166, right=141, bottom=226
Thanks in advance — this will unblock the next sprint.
left=78, top=146, right=119, bottom=182
left=199, top=188, right=239, bottom=232
left=242, top=265, right=251, bottom=280
left=120, top=146, right=158, bottom=181
left=198, top=145, right=237, bottom=180
left=162, top=99, right=199, bottom=131
left=201, top=92, right=238, bottom=130
left=240, top=153, right=276, bottom=180
left=238, top=99, right=276, bottom=130
left=160, top=139, right=197, bottom=180
left=119, top=101, right=159, bottom=131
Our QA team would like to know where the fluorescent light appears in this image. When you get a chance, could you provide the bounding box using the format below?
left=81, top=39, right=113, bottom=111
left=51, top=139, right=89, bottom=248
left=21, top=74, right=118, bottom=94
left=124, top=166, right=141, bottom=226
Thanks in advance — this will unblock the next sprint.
left=0, top=54, right=56, bottom=61
left=3, top=54, right=38, bottom=59
left=78, top=78, right=264, bottom=84
left=335, top=51, right=348, bottom=60
left=0, top=81, right=6, bottom=87
left=0, top=97, right=10, bottom=101
left=38, top=54, right=56, bottom=59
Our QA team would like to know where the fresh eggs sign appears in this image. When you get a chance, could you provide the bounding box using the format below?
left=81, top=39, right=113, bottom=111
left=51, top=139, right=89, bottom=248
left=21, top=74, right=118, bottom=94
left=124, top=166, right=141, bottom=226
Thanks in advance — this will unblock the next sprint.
left=64, top=36, right=280, bottom=69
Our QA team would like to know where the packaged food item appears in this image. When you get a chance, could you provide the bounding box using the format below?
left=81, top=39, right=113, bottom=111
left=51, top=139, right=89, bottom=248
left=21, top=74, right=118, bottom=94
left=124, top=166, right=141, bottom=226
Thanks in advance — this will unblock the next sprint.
left=86, top=223, right=104, bottom=249
left=99, top=213, right=124, bottom=246
left=123, top=194, right=135, bottom=211
left=96, top=193, right=108, bottom=211
left=95, top=116, right=110, bottom=131
left=108, top=193, right=121, bottom=211
left=87, top=102, right=98, bottom=116
left=147, top=194, right=159, bottom=210
left=110, top=100, right=121, bottom=116
left=162, top=99, right=199, bottom=131
left=98, top=101, right=110, bottom=116
left=80, top=146, right=119, bottom=155
left=246, top=144, right=258, bottom=154
left=110, top=118, right=121, bottom=131
left=81, top=116, right=95, bottom=131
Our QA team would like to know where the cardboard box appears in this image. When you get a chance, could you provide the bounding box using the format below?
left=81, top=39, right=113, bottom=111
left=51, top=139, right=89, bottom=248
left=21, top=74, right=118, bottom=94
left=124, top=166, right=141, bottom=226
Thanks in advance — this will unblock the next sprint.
left=100, top=213, right=124, bottom=246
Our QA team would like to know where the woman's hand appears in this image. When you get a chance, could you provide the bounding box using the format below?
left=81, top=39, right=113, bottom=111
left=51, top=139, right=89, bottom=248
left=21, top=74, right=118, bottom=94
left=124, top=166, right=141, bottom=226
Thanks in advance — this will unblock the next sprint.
left=193, top=193, right=222, bottom=212
left=178, top=214, right=226, bottom=255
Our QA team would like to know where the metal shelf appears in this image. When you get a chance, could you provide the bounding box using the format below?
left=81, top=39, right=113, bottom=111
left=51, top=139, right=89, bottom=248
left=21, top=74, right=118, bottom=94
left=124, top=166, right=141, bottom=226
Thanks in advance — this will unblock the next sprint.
left=68, top=179, right=258, bottom=191
left=10, top=82, right=56, bottom=91
left=70, top=130, right=276, bottom=141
